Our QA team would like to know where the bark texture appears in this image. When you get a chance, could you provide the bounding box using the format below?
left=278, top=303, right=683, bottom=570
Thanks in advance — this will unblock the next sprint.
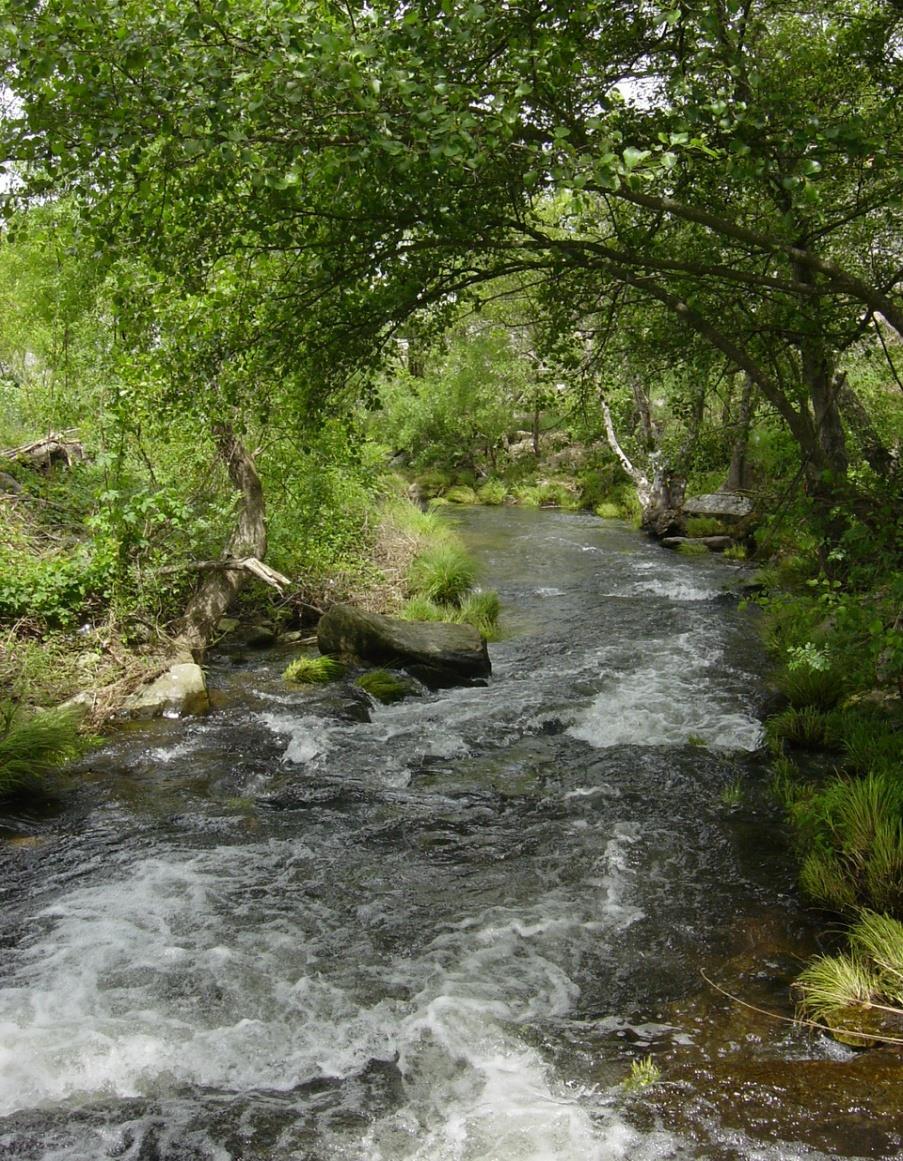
left=175, top=425, right=272, bottom=661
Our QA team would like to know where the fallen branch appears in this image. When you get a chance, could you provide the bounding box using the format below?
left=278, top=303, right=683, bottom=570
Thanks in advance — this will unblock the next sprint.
left=700, top=969, right=903, bottom=1047
left=159, top=556, right=291, bottom=591
left=1, top=430, right=85, bottom=468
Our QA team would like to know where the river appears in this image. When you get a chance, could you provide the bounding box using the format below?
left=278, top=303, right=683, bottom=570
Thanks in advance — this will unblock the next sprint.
left=0, top=507, right=899, bottom=1160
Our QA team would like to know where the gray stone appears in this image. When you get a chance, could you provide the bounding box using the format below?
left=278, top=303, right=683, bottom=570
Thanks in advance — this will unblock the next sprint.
left=683, top=492, right=753, bottom=519
left=317, top=603, right=491, bottom=687
left=123, top=663, right=210, bottom=719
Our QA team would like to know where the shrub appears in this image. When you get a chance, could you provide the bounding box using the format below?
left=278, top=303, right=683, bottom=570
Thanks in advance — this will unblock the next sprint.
left=408, top=543, right=477, bottom=606
left=512, top=484, right=541, bottom=508
left=0, top=701, right=85, bottom=800
left=594, top=501, right=622, bottom=519
left=535, top=481, right=573, bottom=508
left=283, top=656, right=346, bottom=684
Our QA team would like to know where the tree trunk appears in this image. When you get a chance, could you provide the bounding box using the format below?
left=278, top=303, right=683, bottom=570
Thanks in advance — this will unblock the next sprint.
left=724, top=374, right=756, bottom=492
left=836, top=375, right=896, bottom=479
left=631, top=378, right=657, bottom=451
left=175, top=424, right=269, bottom=661
left=600, top=394, right=652, bottom=508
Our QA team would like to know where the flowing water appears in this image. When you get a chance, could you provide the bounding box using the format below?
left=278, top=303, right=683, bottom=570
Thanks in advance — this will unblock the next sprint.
left=1, top=508, right=899, bottom=1160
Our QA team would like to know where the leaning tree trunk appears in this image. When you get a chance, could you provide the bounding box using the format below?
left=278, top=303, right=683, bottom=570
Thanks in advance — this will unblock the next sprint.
left=600, top=394, right=652, bottom=509
left=175, top=424, right=285, bottom=661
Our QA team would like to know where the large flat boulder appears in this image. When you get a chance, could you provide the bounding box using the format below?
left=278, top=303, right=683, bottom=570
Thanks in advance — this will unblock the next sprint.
left=317, top=603, right=491, bottom=688
left=683, top=492, right=753, bottom=519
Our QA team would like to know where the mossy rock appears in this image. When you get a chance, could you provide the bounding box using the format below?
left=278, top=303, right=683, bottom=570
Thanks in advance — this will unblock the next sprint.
left=356, top=669, right=419, bottom=704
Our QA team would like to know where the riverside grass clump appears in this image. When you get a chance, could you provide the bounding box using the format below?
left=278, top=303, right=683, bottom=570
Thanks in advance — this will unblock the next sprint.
left=788, top=769, right=903, bottom=915
left=0, top=701, right=86, bottom=800
left=398, top=589, right=502, bottom=641
left=794, top=911, right=903, bottom=1045
left=407, top=542, right=477, bottom=606
left=283, top=656, right=346, bottom=684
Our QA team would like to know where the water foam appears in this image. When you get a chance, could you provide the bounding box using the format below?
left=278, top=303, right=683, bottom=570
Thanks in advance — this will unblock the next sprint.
left=568, top=631, right=763, bottom=751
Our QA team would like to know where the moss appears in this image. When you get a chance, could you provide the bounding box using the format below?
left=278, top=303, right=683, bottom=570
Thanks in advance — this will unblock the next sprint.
left=356, top=669, right=418, bottom=704
left=283, top=655, right=346, bottom=684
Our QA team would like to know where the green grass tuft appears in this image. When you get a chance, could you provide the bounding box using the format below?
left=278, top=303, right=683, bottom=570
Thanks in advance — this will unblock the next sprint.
left=0, top=701, right=85, bottom=800
left=685, top=516, right=728, bottom=537
left=594, top=501, right=622, bottom=519
left=677, top=541, right=709, bottom=556
left=408, top=543, right=477, bottom=606
left=458, top=589, right=502, bottom=640
left=776, top=665, right=847, bottom=710
left=766, top=706, right=832, bottom=751
left=476, top=479, right=508, bottom=505
left=283, top=656, right=346, bottom=684
left=622, top=1055, right=661, bottom=1091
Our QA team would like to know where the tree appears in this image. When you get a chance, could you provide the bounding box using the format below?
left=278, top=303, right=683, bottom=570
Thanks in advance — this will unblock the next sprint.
left=2, top=0, right=900, bottom=532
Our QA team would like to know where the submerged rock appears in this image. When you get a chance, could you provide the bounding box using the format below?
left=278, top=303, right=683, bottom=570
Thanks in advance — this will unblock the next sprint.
left=123, top=662, right=210, bottom=719
left=317, top=603, right=491, bottom=687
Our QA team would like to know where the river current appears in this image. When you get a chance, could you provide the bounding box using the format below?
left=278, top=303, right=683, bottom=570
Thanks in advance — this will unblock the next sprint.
left=1, top=508, right=898, bottom=1160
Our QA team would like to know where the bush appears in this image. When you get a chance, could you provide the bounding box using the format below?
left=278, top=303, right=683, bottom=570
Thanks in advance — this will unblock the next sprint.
left=408, top=543, right=477, bottom=606
left=0, top=701, right=85, bottom=800
left=594, top=501, right=622, bottom=519
left=283, top=656, right=346, bottom=684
